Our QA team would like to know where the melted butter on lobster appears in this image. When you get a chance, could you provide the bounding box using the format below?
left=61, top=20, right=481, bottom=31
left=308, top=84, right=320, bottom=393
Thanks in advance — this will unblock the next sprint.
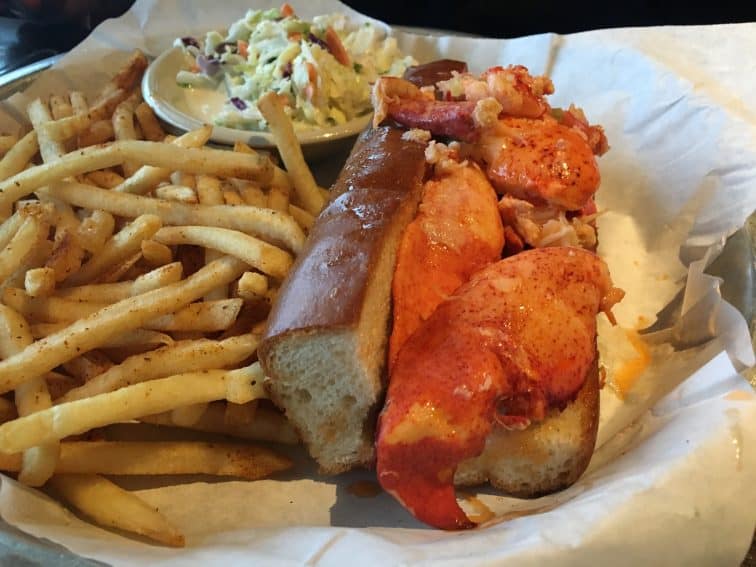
left=374, top=64, right=623, bottom=529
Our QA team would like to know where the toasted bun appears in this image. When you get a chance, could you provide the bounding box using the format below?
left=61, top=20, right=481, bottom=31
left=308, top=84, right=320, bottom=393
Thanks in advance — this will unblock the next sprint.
left=259, top=127, right=427, bottom=474
left=454, top=355, right=599, bottom=496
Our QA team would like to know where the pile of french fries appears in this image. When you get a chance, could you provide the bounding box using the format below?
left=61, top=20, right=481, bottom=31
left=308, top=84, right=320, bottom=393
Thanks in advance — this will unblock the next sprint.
left=0, top=50, right=325, bottom=547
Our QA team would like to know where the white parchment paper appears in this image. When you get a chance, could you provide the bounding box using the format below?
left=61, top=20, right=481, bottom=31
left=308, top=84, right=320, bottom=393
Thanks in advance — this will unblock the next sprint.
left=1, top=1, right=755, bottom=565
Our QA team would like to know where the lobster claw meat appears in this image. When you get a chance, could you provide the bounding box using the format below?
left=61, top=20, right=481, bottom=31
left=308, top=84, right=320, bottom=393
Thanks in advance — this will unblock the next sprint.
left=376, top=247, right=623, bottom=529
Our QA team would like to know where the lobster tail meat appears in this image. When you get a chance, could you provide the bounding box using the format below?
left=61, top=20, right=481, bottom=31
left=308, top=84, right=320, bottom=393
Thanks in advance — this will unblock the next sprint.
left=377, top=247, right=623, bottom=529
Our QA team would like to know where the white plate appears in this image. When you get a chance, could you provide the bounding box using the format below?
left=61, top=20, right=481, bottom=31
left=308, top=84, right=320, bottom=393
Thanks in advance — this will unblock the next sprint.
left=141, top=46, right=371, bottom=158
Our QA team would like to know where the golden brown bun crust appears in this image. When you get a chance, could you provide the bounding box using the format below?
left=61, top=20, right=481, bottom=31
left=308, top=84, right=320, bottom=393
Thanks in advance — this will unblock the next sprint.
left=259, top=127, right=428, bottom=474
left=455, top=355, right=599, bottom=497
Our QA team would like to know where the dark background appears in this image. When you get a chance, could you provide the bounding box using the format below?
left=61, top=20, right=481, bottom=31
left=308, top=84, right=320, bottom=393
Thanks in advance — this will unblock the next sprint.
left=344, top=0, right=756, bottom=38
left=1, top=1, right=756, bottom=74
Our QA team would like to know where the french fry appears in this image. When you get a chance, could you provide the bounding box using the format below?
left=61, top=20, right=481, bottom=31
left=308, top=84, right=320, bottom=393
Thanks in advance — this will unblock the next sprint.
left=170, top=172, right=195, bottom=189
left=223, top=189, right=245, bottom=206
left=234, top=140, right=293, bottom=194
left=0, top=139, right=274, bottom=210
left=0, top=130, right=38, bottom=184
left=114, top=126, right=213, bottom=194
left=44, top=227, right=86, bottom=283
left=134, top=102, right=165, bottom=142
left=86, top=88, right=129, bottom=123
left=153, top=225, right=293, bottom=279
left=0, top=305, right=58, bottom=486
left=0, top=255, right=247, bottom=393
left=0, top=365, right=267, bottom=451
left=58, top=334, right=259, bottom=403
left=49, top=95, right=73, bottom=120
left=154, top=184, right=198, bottom=203
left=237, top=271, right=269, bottom=301
left=61, top=351, right=113, bottom=382
left=97, top=251, right=143, bottom=283
left=196, top=174, right=224, bottom=205
left=0, top=212, right=24, bottom=249
left=288, top=203, right=315, bottom=231
left=112, top=93, right=142, bottom=176
left=142, top=403, right=298, bottom=445
left=49, top=474, right=185, bottom=547
left=141, top=239, right=173, bottom=267
left=267, top=184, right=290, bottom=212
left=0, top=213, right=49, bottom=282
left=56, top=262, right=183, bottom=302
left=32, top=323, right=173, bottom=350
left=24, top=267, right=56, bottom=297
left=85, top=169, right=125, bottom=189
left=109, top=49, right=149, bottom=93
left=77, top=119, right=114, bottom=147
left=235, top=181, right=267, bottom=208
left=147, top=298, right=243, bottom=332
left=45, top=182, right=305, bottom=254
left=41, top=113, right=92, bottom=143
left=77, top=209, right=115, bottom=255
left=257, top=92, right=324, bottom=215
left=169, top=403, right=209, bottom=426
left=0, top=440, right=292, bottom=480
left=69, top=91, right=88, bottom=115
left=0, top=134, right=18, bottom=156
left=27, top=98, right=64, bottom=163
left=65, top=214, right=162, bottom=285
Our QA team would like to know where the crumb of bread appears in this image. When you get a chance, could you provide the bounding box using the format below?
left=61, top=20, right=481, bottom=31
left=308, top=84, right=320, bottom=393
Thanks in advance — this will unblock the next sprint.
left=473, top=97, right=503, bottom=129
left=401, top=128, right=432, bottom=144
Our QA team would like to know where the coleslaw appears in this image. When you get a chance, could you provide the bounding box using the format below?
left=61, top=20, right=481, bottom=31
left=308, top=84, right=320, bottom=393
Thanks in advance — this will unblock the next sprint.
left=175, top=4, right=416, bottom=130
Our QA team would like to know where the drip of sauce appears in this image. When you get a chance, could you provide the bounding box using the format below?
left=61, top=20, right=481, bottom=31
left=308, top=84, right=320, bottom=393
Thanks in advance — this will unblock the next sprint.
left=612, top=329, right=651, bottom=399
left=347, top=480, right=382, bottom=498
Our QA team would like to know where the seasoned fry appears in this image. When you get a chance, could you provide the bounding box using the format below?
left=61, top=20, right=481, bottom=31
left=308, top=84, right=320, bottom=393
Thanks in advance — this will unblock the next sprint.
left=49, top=95, right=73, bottom=120
left=24, top=267, right=56, bottom=297
left=77, top=209, right=115, bottom=255
left=0, top=305, right=58, bottom=486
left=86, top=88, right=129, bottom=123
left=61, top=351, right=113, bottom=382
left=32, top=323, right=172, bottom=350
left=195, top=174, right=224, bottom=205
left=0, top=139, right=273, bottom=209
left=0, top=212, right=23, bottom=250
left=140, top=239, right=173, bottom=267
left=153, top=225, right=293, bottom=279
left=45, top=182, right=305, bottom=254
left=44, top=227, right=86, bottom=283
left=0, top=135, right=18, bottom=156
left=147, top=298, right=243, bottom=332
left=49, top=474, right=185, bottom=547
left=154, top=184, right=198, bottom=203
left=257, top=92, right=324, bottom=215
left=109, top=49, right=149, bottom=93
left=0, top=365, right=267, bottom=451
left=237, top=271, right=269, bottom=301
left=58, top=334, right=258, bottom=403
left=97, top=251, right=143, bottom=283
left=288, top=203, right=315, bottom=231
left=27, top=98, right=64, bottom=162
left=0, top=130, right=38, bottom=183
left=85, top=169, right=124, bottom=189
left=65, top=214, right=162, bottom=285
left=0, top=255, right=247, bottom=393
left=69, top=91, right=88, bottom=115
left=267, top=184, right=290, bottom=212
left=112, top=94, right=141, bottom=176
left=114, top=126, right=213, bottom=194
left=0, top=213, right=48, bottom=282
left=134, top=102, right=165, bottom=142
left=0, top=440, right=292, bottom=480
left=57, top=262, right=183, bottom=302
left=41, top=113, right=92, bottom=143
left=223, top=189, right=245, bottom=206
left=77, top=119, right=114, bottom=147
